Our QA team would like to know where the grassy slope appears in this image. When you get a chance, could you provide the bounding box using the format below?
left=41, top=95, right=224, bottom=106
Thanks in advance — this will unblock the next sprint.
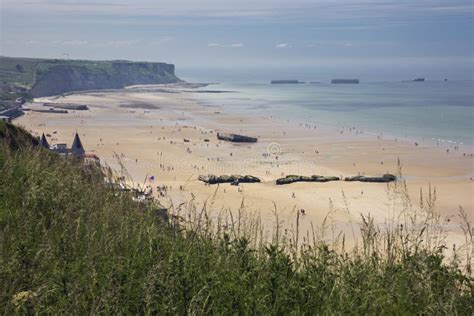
left=0, top=56, right=177, bottom=88
left=0, top=121, right=39, bottom=149
left=0, top=57, right=41, bottom=87
left=0, top=122, right=472, bottom=314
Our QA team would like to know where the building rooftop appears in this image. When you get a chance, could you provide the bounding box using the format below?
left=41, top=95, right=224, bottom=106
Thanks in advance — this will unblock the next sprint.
left=71, top=133, right=84, bottom=151
left=39, top=133, right=50, bottom=149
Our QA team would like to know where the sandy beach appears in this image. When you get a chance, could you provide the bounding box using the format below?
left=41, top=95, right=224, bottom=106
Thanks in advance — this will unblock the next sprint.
left=15, top=83, right=474, bottom=247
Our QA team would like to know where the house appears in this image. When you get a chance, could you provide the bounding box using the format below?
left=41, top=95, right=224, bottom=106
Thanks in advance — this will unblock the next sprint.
left=50, top=143, right=69, bottom=157
left=42, top=132, right=86, bottom=159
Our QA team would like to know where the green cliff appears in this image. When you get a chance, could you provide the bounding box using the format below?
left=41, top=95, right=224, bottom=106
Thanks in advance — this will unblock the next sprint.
left=0, top=56, right=181, bottom=97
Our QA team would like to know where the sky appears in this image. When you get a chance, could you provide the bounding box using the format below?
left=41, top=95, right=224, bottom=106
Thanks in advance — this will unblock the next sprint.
left=1, top=0, right=473, bottom=82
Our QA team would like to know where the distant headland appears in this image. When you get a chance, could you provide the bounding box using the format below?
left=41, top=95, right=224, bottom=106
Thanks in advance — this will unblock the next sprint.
left=0, top=56, right=181, bottom=97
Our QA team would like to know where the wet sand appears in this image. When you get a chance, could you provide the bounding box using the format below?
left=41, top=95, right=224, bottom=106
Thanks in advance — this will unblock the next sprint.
left=15, top=83, right=474, bottom=247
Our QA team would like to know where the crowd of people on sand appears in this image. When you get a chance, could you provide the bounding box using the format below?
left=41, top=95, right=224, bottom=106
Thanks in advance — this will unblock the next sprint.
left=156, top=185, right=172, bottom=197
left=56, top=108, right=474, bottom=204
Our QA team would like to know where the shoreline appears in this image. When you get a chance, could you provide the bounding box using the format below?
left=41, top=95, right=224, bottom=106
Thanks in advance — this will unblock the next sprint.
left=14, top=83, right=474, bottom=247
left=191, top=81, right=474, bottom=151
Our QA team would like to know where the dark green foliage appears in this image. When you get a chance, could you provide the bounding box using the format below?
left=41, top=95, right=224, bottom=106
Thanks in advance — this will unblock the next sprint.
left=0, top=57, right=41, bottom=87
left=0, top=123, right=472, bottom=314
left=0, top=122, right=38, bottom=151
left=15, top=65, right=24, bottom=73
left=0, top=91, right=33, bottom=102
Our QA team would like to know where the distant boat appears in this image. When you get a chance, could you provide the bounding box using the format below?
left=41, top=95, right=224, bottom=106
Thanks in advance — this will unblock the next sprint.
left=271, top=80, right=304, bottom=84
left=331, top=79, right=359, bottom=84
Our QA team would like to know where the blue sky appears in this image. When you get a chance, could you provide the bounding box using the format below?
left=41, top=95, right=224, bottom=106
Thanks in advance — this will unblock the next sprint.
left=1, top=0, right=473, bottom=81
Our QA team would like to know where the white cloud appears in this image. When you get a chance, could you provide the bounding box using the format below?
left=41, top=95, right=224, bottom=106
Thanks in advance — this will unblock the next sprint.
left=63, top=40, right=89, bottom=46
left=104, top=39, right=141, bottom=47
left=276, top=43, right=291, bottom=48
left=305, top=40, right=368, bottom=48
left=208, top=42, right=244, bottom=48
left=156, top=36, right=174, bottom=43
left=48, top=37, right=171, bottom=48
left=4, top=0, right=472, bottom=20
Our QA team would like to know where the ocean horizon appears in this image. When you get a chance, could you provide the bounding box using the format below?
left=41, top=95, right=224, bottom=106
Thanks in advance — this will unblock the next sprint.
left=190, top=79, right=474, bottom=148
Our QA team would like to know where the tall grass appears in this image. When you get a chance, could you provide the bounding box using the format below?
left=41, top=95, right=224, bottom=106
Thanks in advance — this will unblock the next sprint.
left=0, top=126, right=472, bottom=314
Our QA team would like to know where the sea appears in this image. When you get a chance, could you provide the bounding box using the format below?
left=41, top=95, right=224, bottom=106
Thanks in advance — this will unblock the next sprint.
left=189, top=80, right=474, bottom=148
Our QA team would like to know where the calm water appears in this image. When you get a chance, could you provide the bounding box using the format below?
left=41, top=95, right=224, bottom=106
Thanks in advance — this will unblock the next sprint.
left=192, top=80, right=474, bottom=147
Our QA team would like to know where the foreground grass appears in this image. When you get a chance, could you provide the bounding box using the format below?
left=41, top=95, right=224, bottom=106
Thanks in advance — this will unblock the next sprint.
left=0, top=123, right=472, bottom=314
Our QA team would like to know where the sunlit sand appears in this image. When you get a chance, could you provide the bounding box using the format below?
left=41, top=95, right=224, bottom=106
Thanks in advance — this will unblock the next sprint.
left=16, top=83, right=473, bottom=247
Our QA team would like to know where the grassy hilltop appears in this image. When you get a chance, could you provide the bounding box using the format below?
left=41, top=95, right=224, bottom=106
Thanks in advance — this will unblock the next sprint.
left=0, top=121, right=472, bottom=314
left=0, top=56, right=181, bottom=97
left=0, top=57, right=43, bottom=87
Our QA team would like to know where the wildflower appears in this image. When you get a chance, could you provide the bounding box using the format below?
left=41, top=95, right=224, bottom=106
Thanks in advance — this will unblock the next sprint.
left=12, top=290, right=36, bottom=307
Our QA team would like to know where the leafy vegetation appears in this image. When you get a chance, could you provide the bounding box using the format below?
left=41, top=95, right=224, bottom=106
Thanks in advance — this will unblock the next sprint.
left=0, top=92, right=33, bottom=103
left=0, top=122, right=472, bottom=314
left=0, top=57, right=42, bottom=87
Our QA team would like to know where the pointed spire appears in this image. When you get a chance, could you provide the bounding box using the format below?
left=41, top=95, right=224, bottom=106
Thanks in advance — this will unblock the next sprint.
left=71, top=132, right=85, bottom=158
left=71, top=133, right=84, bottom=150
left=39, top=133, right=50, bottom=149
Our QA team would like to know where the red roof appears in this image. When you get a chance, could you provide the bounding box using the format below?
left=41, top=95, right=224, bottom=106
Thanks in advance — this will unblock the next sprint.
left=84, top=153, right=99, bottom=160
